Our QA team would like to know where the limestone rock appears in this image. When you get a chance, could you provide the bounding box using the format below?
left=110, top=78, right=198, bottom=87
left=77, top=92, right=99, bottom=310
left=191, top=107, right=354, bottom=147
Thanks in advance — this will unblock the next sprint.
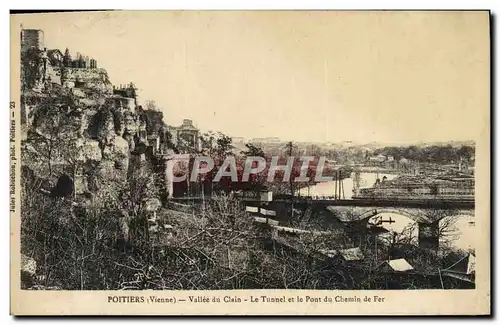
left=124, top=112, right=138, bottom=135
left=76, top=138, right=102, bottom=162
left=112, top=136, right=130, bottom=171
left=123, top=133, right=135, bottom=152
left=113, top=136, right=129, bottom=155
left=101, top=144, right=114, bottom=160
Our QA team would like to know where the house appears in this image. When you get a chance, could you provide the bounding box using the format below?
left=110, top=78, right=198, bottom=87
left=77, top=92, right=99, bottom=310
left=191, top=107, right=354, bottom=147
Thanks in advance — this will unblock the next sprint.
left=378, top=258, right=414, bottom=273
left=167, top=119, right=200, bottom=151
left=369, top=154, right=387, bottom=163
left=47, top=49, right=63, bottom=66
left=399, top=157, right=409, bottom=165
left=441, top=253, right=475, bottom=283
left=387, top=155, right=394, bottom=162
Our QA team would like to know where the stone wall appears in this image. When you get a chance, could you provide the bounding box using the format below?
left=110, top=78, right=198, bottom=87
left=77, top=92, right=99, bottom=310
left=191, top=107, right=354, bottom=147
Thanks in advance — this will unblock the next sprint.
left=61, top=68, right=113, bottom=94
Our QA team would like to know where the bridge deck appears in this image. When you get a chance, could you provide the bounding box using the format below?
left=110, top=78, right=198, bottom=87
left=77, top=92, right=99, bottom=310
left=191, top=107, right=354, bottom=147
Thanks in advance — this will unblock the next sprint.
left=170, top=196, right=474, bottom=209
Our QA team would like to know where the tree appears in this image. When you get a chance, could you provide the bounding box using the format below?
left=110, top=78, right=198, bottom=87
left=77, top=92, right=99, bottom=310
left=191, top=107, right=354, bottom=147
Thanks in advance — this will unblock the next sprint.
left=283, top=141, right=296, bottom=157
left=21, top=47, right=44, bottom=91
left=144, top=100, right=161, bottom=112
left=215, top=133, right=234, bottom=157
left=457, top=145, right=475, bottom=162
left=140, top=101, right=164, bottom=135
left=199, top=131, right=216, bottom=154
left=241, top=143, right=265, bottom=158
left=77, top=54, right=85, bottom=68
left=199, top=131, right=234, bottom=157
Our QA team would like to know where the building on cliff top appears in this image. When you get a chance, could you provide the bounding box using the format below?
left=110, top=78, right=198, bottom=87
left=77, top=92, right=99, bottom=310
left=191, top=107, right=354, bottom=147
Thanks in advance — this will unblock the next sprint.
left=108, top=83, right=138, bottom=113
left=69, top=52, right=98, bottom=69
left=21, top=28, right=106, bottom=96
left=113, top=83, right=138, bottom=99
left=166, top=119, right=200, bottom=152
left=46, top=49, right=63, bottom=66
left=21, top=29, right=98, bottom=68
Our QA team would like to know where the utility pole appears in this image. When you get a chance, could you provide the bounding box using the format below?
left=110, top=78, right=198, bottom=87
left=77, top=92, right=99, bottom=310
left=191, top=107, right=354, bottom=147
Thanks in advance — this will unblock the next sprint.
left=341, top=177, right=345, bottom=199
left=201, top=175, right=205, bottom=218
left=334, top=170, right=338, bottom=200
left=438, top=268, right=445, bottom=289
left=338, top=171, right=341, bottom=199
left=287, top=141, right=295, bottom=220
left=287, top=141, right=294, bottom=197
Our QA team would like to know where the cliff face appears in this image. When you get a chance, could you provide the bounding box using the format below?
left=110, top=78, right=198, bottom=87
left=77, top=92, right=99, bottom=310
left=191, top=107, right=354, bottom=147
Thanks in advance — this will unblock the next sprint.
left=21, top=48, right=166, bottom=202
left=19, top=32, right=185, bottom=292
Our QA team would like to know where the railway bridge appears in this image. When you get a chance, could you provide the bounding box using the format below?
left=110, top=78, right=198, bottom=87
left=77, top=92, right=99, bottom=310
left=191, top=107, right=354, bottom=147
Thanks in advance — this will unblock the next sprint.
left=170, top=195, right=475, bottom=251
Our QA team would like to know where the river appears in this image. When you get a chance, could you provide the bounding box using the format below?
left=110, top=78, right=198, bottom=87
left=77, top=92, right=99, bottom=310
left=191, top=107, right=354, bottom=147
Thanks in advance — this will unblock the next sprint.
left=297, top=172, right=398, bottom=199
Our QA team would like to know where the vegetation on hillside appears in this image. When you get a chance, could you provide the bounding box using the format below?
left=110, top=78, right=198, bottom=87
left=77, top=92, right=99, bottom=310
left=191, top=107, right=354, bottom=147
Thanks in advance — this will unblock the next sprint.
left=374, top=145, right=475, bottom=164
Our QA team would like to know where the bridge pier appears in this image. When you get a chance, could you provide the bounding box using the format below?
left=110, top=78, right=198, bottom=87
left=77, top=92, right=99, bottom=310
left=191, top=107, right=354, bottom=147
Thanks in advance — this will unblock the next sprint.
left=418, top=221, right=439, bottom=251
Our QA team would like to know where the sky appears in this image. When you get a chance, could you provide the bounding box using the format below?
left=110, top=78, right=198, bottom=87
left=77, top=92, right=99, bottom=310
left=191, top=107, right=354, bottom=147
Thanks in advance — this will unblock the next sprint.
left=12, top=11, right=489, bottom=144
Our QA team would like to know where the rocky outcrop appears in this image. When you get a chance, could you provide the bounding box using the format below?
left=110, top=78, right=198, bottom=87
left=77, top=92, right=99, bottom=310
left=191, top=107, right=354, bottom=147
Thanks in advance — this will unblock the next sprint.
left=61, top=68, right=113, bottom=94
left=112, top=136, right=130, bottom=171
left=47, top=65, right=62, bottom=85
left=21, top=43, right=172, bottom=261
left=77, top=138, right=102, bottom=162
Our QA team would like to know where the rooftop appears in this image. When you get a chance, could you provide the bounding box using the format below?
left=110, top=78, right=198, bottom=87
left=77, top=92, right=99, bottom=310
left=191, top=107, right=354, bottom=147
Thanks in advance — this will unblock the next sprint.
left=169, top=119, right=199, bottom=131
left=379, top=258, right=414, bottom=272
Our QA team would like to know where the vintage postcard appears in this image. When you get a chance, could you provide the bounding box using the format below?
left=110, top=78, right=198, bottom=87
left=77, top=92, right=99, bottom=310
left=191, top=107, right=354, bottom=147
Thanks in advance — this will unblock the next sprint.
left=10, top=10, right=490, bottom=315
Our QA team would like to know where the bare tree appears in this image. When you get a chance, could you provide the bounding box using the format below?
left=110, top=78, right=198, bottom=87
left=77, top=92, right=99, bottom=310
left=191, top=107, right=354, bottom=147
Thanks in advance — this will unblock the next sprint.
left=438, top=215, right=461, bottom=248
